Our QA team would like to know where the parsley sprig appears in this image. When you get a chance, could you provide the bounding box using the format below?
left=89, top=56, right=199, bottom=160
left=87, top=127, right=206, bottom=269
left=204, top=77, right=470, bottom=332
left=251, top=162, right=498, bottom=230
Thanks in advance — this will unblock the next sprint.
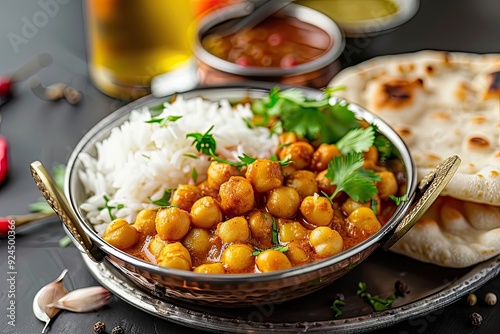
left=324, top=152, right=381, bottom=202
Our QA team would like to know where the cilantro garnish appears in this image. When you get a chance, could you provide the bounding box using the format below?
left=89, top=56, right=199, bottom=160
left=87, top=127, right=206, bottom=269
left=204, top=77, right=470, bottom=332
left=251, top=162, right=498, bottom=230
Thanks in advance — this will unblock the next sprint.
left=99, top=195, right=124, bottom=221
left=336, top=126, right=375, bottom=155
left=148, top=190, right=173, bottom=207
left=357, top=282, right=396, bottom=312
left=186, top=127, right=291, bottom=168
left=251, top=245, right=289, bottom=256
left=389, top=194, right=409, bottom=206
left=148, top=103, right=165, bottom=117
left=370, top=198, right=379, bottom=215
left=324, top=153, right=381, bottom=202
left=145, top=115, right=182, bottom=127
left=191, top=168, right=198, bottom=184
left=251, top=87, right=358, bottom=143
left=331, top=299, right=346, bottom=318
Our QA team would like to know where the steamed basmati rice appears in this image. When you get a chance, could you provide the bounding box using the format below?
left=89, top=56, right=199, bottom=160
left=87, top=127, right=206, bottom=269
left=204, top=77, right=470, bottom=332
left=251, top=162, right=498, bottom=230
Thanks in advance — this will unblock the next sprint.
left=78, top=96, right=278, bottom=234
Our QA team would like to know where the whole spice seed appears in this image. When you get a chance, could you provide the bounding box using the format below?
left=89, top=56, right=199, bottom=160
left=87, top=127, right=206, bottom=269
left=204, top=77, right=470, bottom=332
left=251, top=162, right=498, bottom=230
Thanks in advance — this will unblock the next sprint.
left=93, top=321, right=106, bottom=334
left=111, top=325, right=125, bottom=334
left=466, top=293, right=477, bottom=306
left=484, top=292, right=497, bottom=306
left=469, top=312, right=483, bottom=327
left=395, top=279, right=410, bottom=297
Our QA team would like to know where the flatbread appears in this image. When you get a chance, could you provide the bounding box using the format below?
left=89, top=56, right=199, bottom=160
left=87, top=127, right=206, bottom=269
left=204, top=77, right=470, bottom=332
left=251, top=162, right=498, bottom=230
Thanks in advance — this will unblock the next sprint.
left=328, top=51, right=500, bottom=267
left=329, top=50, right=500, bottom=206
left=390, top=197, right=500, bottom=268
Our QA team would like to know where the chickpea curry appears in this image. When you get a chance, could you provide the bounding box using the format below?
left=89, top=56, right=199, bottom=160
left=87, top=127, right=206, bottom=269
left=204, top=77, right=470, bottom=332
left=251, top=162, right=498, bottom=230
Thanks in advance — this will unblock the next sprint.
left=102, top=87, right=408, bottom=274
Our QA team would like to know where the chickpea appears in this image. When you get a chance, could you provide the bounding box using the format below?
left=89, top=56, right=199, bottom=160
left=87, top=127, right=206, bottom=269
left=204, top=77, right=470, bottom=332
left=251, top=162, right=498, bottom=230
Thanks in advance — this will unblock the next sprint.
left=316, top=170, right=337, bottom=197
left=341, top=195, right=381, bottom=216
left=193, top=263, right=226, bottom=274
left=170, top=185, right=202, bottom=212
left=102, top=218, right=139, bottom=250
left=133, top=209, right=157, bottom=236
left=256, top=249, right=292, bottom=272
left=207, top=161, right=241, bottom=191
left=278, top=141, right=314, bottom=170
left=278, top=132, right=297, bottom=146
left=219, top=176, right=255, bottom=216
left=284, top=241, right=310, bottom=265
left=300, top=195, right=334, bottom=226
left=310, top=144, right=341, bottom=171
left=248, top=210, right=273, bottom=249
left=182, top=228, right=212, bottom=259
left=363, top=146, right=379, bottom=170
left=148, top=234, right=167, bottom=257
left=190, top=196, right=223, bottom=229
left=279, top=221, right=310, bottom=242
left=157, top=242, right=192, bottom=270
left=376, top=171, right=398, bottom=199
left=155, top=207, right=191, bottom=241
left=216, top=216, right=250, bottom=243
left=285, top=170, right=318, bottom=199
left=309, top=226, right=343, bottom=257
left=220, top=244, right=255, bottom=272
left=347, top=207, right=381, bottom=234
left=245, top=159, right=283, bottom=193
left=266, top=186, right=300, bottom=218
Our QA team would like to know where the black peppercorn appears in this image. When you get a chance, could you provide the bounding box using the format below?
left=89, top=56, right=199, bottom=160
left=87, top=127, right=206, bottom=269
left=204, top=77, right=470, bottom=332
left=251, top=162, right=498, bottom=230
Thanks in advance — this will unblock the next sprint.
left=93, top=321, right=106, bottom=334
left=111, top=326, right=125, bottom=334
left=469, top=312, right=483, bottom=327
left=395, top=280, right=410, bottom=297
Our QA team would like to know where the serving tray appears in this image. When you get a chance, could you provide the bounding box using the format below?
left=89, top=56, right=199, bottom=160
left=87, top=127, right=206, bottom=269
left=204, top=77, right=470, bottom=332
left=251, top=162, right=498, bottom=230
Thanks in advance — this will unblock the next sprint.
left=82, top=250, right=500, bottom=333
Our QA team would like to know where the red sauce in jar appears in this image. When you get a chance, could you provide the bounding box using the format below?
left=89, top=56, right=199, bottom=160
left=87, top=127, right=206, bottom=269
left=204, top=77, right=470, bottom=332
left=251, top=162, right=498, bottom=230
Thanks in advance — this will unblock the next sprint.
left=202, top=15, right=331, bottom=68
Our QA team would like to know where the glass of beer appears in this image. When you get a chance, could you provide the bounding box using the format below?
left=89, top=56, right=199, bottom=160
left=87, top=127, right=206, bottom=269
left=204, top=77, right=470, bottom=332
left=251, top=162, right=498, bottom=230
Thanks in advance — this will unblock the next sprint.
left=84, top=0, right=196, bottom=100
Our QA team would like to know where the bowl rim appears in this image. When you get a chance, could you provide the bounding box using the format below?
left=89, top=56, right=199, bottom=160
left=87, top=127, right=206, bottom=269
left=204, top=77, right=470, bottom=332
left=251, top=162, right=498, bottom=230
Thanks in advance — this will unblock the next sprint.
left=335, top=0, right=420, bottom=37
left=193, top=3, right=346, bottom=77
left=65, top=84, right=417, bottom=284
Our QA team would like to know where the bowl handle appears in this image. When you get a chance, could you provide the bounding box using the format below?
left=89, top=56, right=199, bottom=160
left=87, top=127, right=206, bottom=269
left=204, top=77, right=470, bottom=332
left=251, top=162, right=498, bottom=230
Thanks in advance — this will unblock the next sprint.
left=30, top=161, right=105, bottom=263
left=381, top=155, right=461, bottom=251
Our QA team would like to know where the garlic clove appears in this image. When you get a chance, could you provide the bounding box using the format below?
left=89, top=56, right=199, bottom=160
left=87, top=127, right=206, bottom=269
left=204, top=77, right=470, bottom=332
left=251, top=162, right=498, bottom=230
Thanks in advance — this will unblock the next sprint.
left=47, top=286, right=112, bottom=313
left=32, top=269, right=69, bottom=333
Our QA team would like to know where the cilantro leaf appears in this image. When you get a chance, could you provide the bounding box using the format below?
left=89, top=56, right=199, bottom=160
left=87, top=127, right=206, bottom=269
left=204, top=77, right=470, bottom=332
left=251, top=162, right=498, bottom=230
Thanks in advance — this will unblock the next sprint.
left=186, top=125, right=217, bottom=156
left=251, top=87, right=358, bottom=143
left=325, top=153, right=381, bottom=202
left=146, top=115, right=182, bottom=127
left=251, top=245, right=288, bottom=256
left=149, top=103, right=165, bottom=117
left=337, top=126, right=375, bottom=155
left=148, top=190, right=173, bottom=206
left=389, top=194, right=409, bottom=206
left=272, top=217, right=278, bottom=245
left=357, top=282, right=396, bottom=312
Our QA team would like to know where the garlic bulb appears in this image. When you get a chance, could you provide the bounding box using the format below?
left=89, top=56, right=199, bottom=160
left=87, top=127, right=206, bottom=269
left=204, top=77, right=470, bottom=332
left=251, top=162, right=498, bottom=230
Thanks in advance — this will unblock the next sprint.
left=48, top=286, right=112, bottom=312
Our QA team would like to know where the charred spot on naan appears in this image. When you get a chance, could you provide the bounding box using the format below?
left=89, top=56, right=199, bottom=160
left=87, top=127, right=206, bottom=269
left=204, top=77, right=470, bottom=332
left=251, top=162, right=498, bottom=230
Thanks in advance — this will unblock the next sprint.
left=483, top=71, right=500, bottom=100
left=372, top=78, right=424, bottom=111
left=466, top=136, right=491, bottom=151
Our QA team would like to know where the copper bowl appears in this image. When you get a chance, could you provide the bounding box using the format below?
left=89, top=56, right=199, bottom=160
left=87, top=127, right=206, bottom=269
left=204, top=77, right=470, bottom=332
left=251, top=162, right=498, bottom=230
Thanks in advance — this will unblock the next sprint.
left=193, top=4, right=345, bottom=88
left=30, top=85, right=460, bottom=307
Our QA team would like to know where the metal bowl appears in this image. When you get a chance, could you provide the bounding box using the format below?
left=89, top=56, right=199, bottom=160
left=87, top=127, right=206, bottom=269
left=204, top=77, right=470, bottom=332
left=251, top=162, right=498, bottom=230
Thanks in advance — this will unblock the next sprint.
left=193, top=4, right=345, bottom=88
left=30, top=85, right=460, bottom=307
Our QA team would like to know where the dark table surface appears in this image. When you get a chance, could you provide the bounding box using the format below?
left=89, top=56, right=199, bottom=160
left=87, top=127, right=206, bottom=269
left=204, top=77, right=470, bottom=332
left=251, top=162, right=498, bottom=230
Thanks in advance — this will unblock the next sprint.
left=1, top=0, right=500, bottom=333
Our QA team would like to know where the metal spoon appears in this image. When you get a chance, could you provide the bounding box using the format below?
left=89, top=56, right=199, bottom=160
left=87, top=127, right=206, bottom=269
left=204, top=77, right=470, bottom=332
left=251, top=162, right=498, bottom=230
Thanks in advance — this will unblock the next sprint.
left=33, top=269, right=68, bottom=333
left=206, top=0, right=295, bottom=37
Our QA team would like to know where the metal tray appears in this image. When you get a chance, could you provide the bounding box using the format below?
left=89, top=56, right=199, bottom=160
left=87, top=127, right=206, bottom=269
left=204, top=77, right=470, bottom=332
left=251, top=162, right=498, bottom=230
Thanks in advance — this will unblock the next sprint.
left=82, top=250, right=500, bottom=333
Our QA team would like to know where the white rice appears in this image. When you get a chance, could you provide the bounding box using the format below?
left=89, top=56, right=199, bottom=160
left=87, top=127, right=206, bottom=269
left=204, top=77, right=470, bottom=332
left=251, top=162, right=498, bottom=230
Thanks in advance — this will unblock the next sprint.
left=78, top=96, right=278, bottom=234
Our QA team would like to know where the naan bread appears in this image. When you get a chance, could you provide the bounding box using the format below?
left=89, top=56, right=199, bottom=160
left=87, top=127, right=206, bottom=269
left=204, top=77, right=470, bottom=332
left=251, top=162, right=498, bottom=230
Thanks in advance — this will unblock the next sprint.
left=390, top=197, right=500, bottom=268
left=329, top=51, right=500, bottom=206
left=328, top=51, right=500, bottom=267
